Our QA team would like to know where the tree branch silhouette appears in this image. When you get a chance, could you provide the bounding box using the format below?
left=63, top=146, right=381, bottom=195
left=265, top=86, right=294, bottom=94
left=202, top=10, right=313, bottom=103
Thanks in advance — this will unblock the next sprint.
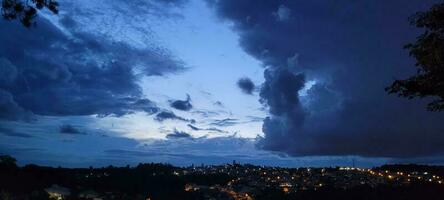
left=386, top=3, right=444, bottom=111
left=1, top=0, right=58, bottom=27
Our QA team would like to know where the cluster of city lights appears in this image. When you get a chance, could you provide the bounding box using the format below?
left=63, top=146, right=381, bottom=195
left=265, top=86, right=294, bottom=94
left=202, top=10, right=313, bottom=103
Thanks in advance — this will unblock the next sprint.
left=184, top=165, right=444, bottom=199
left=339, top=167, right=443, bottom=185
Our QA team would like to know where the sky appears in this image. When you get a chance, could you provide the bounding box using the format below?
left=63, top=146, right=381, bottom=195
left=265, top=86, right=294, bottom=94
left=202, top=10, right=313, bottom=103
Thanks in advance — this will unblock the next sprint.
left=1, top=0, right=444, bottom=168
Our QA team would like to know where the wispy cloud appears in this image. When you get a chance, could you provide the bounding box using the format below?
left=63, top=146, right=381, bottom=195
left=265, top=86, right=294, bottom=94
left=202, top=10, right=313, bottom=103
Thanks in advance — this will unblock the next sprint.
left=187, top=124, right=228, bottom=133
left=210, top=118, right=239, bottom=127
left=0, top=127, right=32, bottom=138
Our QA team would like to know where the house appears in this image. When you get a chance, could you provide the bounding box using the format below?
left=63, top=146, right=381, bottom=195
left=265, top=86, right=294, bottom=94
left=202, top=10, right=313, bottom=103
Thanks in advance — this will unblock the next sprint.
left=45, top=184, right=71, bottom=200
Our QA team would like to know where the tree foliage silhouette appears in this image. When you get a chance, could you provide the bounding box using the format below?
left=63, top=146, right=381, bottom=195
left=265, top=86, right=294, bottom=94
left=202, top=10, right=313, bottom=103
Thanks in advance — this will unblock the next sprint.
left=386, top=3, right=444, bottom=111
left=0, top=155, right=17, bottom=169
left=1, top=0, right=58, bottom=27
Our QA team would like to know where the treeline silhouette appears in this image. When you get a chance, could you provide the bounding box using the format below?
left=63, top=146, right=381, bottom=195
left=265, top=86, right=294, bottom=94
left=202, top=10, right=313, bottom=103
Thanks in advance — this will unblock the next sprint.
left=0, top=155, right=230, bottom=199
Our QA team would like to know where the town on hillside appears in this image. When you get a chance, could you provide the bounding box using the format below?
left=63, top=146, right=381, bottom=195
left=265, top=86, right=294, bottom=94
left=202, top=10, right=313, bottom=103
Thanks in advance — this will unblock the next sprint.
left=1, top=156, right=444, bottom=200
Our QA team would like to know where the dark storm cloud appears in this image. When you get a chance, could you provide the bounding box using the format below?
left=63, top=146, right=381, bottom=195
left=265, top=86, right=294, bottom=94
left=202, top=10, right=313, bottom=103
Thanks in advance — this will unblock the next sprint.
left=155, top=111, right=195, bottom=123
left=0, top=15, right=184, bottom=121
left=170, top=94, right=193, bottom=111
left=166, top=129, right=192, bottom=139
left=59, top=124, right=84, bottom=135
left=0, top=89, right=34, bottom=121
left=260, top=68, right=306, bottom=126
left=237, top=77, right=255, bottom=95
left=209, top=0, right=444, bottom=158
left=303, top=83, right=341, bottom=113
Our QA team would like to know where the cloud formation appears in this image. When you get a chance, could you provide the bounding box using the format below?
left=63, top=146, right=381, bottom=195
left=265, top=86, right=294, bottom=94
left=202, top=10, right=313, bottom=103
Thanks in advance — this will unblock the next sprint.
left=0, top=120, right=409, bottom=167
left=0, top=13, right=184, bottom=121
left=209, top=0, right=444, bottom=158
left=170, top=94, right=193, bottom=111
left=187, top=124, right=227, bottom=133
left=59, top=124, right=83, bottom=135
left=155, top=111, right=195, bottom=123
left=273, top=5, right=291, bottom=21
left=166, top=129, right=192, bottom=139
left=237, top=77, right=255, bottom=95
left=210, top=118, right=239, bottom=127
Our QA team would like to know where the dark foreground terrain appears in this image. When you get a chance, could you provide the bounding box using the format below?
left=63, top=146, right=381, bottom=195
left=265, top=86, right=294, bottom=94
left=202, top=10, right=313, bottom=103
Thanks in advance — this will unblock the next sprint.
left=1, top=156, right=444, bottom=200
